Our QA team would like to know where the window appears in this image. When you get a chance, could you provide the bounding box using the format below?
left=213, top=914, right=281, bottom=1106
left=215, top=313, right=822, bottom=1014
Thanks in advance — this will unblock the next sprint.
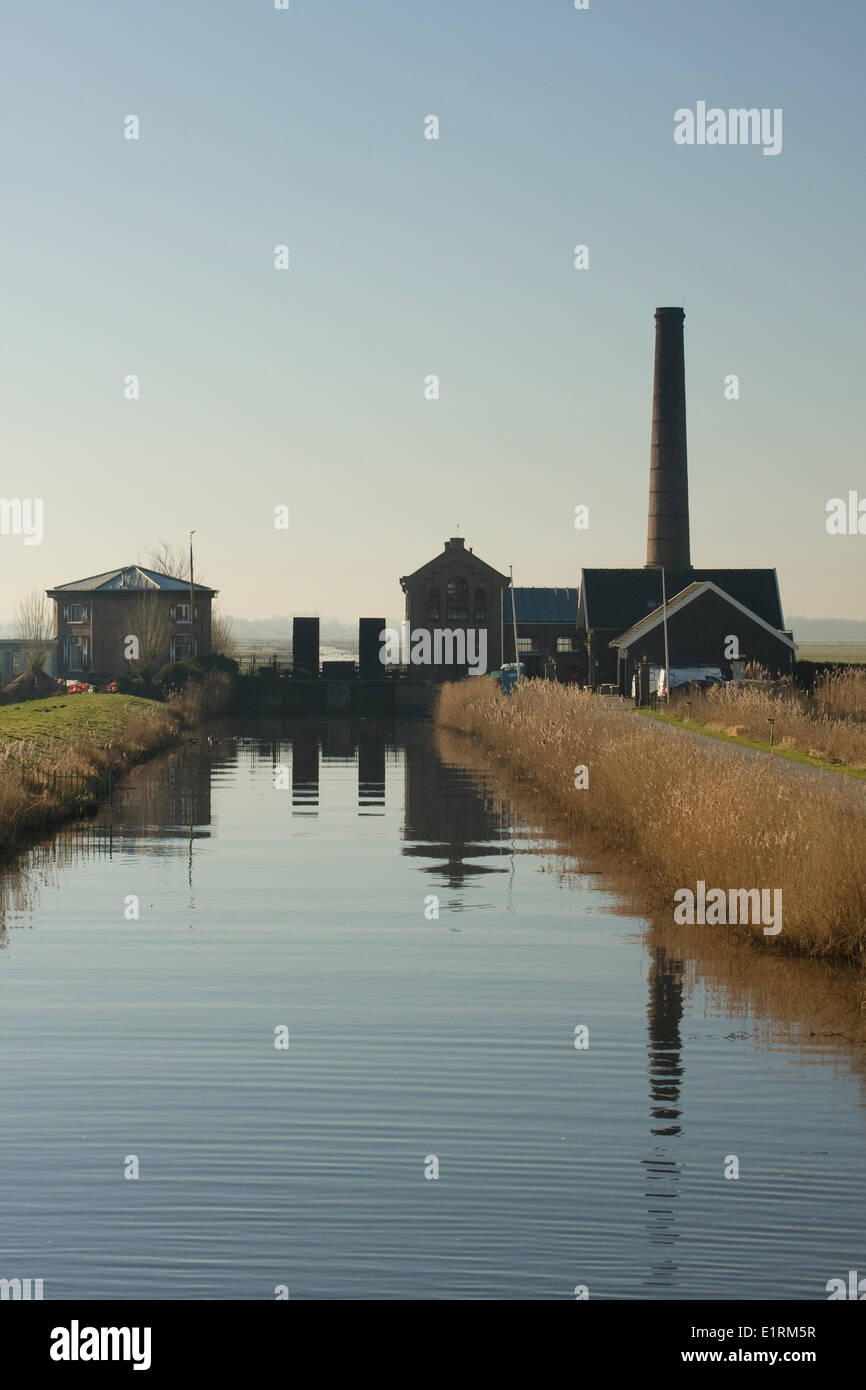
left=516, top=637, right=534, bottom=654
left=557, top=637, right=574, bottom=652
left=170, top=637, right=192, bottom=661
left=172, top=603, right=191, bottom=622
left=63, top=603, right=89, bottom=623
left=446, top=578, right=468, bottom=621
left=428, top=587, right=441, bottom=622
left=474, top=588, right=487, bottom=623
left=63, top=636, right=89, bottom=671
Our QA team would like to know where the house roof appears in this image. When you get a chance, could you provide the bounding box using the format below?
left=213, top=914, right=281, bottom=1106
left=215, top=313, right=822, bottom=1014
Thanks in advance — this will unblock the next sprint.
left=507, top=587, right=578, bottom=624
left=580, top=568, right=784, bottom=632
left=609, top=581, right=796, bottom=651
left=47, top=565, right=216, bottom=595
left=400, top=538, right=510, bottom=588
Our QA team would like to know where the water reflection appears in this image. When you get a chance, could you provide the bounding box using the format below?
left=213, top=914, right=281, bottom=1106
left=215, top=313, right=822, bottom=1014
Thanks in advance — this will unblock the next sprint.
left=642, top=943, right=685, bottom=1288
left=0, top=717, right=864, bottom=1300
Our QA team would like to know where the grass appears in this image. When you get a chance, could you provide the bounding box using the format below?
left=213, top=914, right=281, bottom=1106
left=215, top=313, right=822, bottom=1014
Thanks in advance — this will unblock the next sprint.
left=0, top=693, right=164, bottom=745
left=637, top=707, right=866, bottom=781
left=0, top=693, right=184, bottom=858
left=436, top=678, right=866, bottom=963
left=663, top=670, right=866, bottom=771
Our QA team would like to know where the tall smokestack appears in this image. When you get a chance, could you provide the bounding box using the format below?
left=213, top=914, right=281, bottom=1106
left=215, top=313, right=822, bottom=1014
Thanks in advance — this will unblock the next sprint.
left=645, top=307, right=690, bottom=570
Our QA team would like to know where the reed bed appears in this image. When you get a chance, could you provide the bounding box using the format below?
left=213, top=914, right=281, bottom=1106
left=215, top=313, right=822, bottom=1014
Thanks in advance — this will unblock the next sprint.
left=436, top=678, right=866, bottom=962
left=672, top=670, right=866, bottom=769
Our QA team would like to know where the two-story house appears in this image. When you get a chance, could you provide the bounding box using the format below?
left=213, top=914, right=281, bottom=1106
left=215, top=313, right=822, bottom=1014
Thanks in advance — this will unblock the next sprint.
left=46, top=565, right=217, bottom=680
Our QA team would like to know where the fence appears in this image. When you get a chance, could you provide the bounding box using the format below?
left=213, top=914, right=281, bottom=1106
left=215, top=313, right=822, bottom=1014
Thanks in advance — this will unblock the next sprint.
left=43, top=768, right=114, bottom=804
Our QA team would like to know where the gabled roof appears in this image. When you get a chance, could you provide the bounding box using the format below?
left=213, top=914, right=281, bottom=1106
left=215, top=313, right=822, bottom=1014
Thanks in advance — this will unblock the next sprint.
left=507, top=587, right=578, bottom=624
left=580, top=568, right=784, bottom=632
left=400, top=538, right=509, bottom=588
left=47, top=565, right=216, bottom=594
left=609, top=581, right=796, bottom=651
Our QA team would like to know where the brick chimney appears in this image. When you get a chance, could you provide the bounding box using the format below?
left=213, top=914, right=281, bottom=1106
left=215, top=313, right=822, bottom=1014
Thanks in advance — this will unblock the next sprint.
left=645, top=307, right=691, bottom=569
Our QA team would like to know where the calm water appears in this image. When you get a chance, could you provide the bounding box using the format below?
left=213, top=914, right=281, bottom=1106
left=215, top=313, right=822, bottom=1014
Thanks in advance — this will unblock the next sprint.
left=0, top=717, right=864, bottom=1300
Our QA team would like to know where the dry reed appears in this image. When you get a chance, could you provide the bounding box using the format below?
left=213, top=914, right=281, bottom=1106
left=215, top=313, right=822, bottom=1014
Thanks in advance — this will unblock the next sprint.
left=436, top=678, right=866, bottom=962
left=672, top=671, right=866, bottom=768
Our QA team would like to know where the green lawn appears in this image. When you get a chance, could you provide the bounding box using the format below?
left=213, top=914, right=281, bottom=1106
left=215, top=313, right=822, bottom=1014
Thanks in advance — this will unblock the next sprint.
left=636, top=706, right=866, bottom=781
left=0, top=693, right=163, bottom=747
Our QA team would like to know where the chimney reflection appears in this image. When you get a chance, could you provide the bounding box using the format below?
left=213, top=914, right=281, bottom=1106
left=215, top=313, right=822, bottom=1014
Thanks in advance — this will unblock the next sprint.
left=642, top=940, right=685, bottom=1288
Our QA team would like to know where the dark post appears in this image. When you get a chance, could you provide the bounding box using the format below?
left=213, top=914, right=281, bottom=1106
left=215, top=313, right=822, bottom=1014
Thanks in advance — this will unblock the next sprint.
left=292, top=618, right=320, bottom=678
left=358, top=618, right=386, bottom=680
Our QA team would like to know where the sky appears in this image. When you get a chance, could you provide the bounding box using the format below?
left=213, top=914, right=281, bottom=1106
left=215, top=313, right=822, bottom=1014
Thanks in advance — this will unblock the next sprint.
left=1, top=0, right=864, bottom=629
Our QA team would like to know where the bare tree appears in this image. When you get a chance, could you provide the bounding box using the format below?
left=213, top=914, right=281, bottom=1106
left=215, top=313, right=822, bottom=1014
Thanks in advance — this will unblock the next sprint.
left=128, top=592, right=173, bottom=676
left=15, top=589, right=53, bottom=673
left=210, top=608, right=237, bottom=659
left=144, top=538, right=189, bottom=580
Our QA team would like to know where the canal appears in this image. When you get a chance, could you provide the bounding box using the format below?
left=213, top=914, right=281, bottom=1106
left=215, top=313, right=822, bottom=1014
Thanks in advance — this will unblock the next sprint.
left=0, top=717, right=863, bottom=1299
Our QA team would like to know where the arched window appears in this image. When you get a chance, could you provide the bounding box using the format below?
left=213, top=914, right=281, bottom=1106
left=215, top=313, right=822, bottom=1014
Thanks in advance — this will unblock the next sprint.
left=474, top=588, right=487, bottom=622
left=446, top=578, right=468, bottom=621
left=428, top=587, right=441, bottom=622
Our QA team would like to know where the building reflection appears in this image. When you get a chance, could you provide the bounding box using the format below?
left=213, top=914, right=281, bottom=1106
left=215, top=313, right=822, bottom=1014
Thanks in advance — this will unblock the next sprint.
left=357, top=720, right=386, bottom=815
left=290, top=721, right=320, bottom=815
left=401, top=725, right=510, bottom=891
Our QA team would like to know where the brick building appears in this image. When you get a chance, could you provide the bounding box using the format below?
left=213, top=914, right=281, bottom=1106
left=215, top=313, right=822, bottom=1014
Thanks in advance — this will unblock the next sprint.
left=399, top=538, right=509, bottom=678
left=46, top=565, right=216, bottom=680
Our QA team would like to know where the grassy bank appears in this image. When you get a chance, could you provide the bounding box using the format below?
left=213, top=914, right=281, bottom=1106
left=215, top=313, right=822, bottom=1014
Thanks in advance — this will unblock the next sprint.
left=666, top=669, right=866, bottom=770
left=0, top=694, right=183, bottom=857
left=436, top=679, right=866, bottom=963
left=638, top=707, right=866, bottom=781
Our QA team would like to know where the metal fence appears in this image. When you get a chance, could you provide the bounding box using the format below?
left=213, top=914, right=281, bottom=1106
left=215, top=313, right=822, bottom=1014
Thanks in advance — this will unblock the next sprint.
left=43, top=768, right=114, bottom=803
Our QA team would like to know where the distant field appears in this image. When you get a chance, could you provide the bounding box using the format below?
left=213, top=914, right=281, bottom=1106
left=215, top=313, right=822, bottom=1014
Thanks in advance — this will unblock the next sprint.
left=235, top=639, right=866, bottom=666
left=0, top=694, right=163, bottom=747
left=796, top=644, right=866, bottom=664
left=235, top=638, right=358, bottom=662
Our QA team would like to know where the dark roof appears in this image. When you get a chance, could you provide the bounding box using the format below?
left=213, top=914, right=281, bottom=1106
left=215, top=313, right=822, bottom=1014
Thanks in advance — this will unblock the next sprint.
left=609, top=581, right=796, bottom=650
left=507, top=587, right=578, bottom=624
left=580, top=568, right=783, bottom=632
left=48, top=565, right=216, bottom=595
left=400, top=538, right=509, bottom=587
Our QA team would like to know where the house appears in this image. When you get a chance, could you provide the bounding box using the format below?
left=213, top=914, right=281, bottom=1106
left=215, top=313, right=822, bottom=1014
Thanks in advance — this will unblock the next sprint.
left=502, top=588, right=581, bottom=679
left=399, top=538, right=510, bottom=678
left=578, top=567, right=787, bottom=688
left=0, top=638, right=59, bottom=686
left=608, top=580, right=796, bottom=693
left=46, top=565, right=217, bottom=680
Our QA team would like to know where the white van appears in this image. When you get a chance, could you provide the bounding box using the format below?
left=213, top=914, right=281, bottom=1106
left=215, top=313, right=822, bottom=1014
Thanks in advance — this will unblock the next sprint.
left=657, top=666, right=724, bottom=697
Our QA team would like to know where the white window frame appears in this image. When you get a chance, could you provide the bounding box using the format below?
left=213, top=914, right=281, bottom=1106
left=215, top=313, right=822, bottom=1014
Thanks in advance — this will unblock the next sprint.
left=63, top=603, right=89, bottom=623
left=170, top=636, right=192, bottom=662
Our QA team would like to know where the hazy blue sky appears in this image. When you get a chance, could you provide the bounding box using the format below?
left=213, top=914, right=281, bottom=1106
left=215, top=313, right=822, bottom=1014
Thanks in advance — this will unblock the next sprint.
left=1, top=0, right=863, bottom=627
